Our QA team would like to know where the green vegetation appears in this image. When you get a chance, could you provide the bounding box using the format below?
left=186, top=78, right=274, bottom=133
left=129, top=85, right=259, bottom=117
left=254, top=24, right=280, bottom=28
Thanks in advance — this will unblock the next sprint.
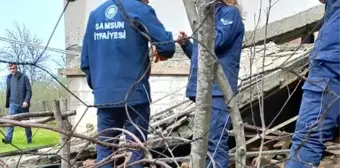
left=0, top=77, right=69, bottom=153
left=0, top=21, right=70, bottom=154
left=0, top=78, right=68, bottom=117
left=0, top=127, right=60, bottom=153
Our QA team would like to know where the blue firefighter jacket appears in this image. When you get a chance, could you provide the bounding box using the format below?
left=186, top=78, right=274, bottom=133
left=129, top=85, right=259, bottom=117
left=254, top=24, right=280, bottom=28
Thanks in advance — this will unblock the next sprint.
left=181, top=3, right=244, bottom=110
left=311, top=0, right=340, bottom=62
left=80, top=0, right=176, bottom=107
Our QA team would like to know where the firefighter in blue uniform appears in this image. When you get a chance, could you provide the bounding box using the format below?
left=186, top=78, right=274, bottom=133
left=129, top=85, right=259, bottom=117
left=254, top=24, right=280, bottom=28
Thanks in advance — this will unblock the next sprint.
left=177, top=0, right=244, bottom=167
left=285, top=0, right=340, bottom=167
left=80, top=0, right=176, bottom=167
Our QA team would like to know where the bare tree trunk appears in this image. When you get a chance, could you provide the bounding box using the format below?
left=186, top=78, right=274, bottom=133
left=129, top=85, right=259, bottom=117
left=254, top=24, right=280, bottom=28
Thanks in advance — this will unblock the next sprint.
left=187, top=1, right=216, bottom=168
left=215, top=65, right=247, bottom=168
left=183, top=0, right=246, bottom=167
left=53, top=99, right=71, bottom=168
left=182, top=0, right=199, bottom=39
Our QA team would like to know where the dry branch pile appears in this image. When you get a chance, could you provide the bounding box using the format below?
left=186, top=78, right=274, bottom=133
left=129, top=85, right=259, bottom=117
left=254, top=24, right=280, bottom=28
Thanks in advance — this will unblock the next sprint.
left=1, top=43, right=339, bottom=168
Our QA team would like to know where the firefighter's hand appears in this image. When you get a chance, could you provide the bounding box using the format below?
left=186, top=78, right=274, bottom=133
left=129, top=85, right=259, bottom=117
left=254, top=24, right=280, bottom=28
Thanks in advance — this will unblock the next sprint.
left=153, top=46, right=169, bottom=63
left=319, top=0, right=326, bottom=4
left=176, top=31, right=189, bottom=46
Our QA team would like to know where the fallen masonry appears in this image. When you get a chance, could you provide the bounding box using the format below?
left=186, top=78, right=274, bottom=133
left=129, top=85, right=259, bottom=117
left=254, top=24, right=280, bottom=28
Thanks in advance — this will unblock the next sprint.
left=2, top=43, right=339, bottom=168
left=2, top=4, right=340, bottom=167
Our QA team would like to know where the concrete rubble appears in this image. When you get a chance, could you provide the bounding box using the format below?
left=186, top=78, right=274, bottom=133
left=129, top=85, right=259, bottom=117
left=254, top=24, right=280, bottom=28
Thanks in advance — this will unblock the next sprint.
left=1, top=139, right=95, bottom=168
left=147, top=42, right=313, bottom=146
left=2, top=4, right=339, bottom=168
left=4, top=42, right=339, bottom=168
left=243, top=4, right=324, bottom=47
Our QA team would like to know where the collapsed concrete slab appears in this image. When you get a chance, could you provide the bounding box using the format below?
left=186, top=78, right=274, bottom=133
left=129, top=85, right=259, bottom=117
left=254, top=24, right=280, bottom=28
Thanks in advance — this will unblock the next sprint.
left=147, top=43, right=313, bottom=149
left=1, top=42, right=327, bottom=167
left=41, top=3, right=330, bottom=167
left=243, top=4, right=324, bottom=47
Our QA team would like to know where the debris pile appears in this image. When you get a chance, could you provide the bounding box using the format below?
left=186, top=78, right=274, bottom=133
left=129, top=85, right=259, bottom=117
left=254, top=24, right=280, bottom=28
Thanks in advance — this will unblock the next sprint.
left=3, top=43, right=337, bottom=168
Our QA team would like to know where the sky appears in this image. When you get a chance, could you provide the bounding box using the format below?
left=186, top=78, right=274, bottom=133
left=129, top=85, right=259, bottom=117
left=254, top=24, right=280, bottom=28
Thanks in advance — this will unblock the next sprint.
left=148, top=0, right=321, bottom=34
left=0, top=0, right=322, bottom=79
left=0, top=0, right=65, bottom=79
left=0, top=0, right=65, bottom=49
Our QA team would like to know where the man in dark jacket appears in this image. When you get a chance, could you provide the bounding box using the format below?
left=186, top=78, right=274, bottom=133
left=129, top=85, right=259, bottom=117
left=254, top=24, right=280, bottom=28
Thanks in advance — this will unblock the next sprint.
left=80, top=0, right=175, bottom=167
left=2, top=63, right=32, bottom=144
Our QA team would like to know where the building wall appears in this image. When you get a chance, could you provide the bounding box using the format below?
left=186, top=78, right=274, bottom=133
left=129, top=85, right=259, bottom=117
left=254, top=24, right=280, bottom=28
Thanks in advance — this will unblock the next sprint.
left=76, top=0, right=322, bottom=35
left=67, top=74, right=189, bottom=133
left=63, top=0, right=320, bottom=134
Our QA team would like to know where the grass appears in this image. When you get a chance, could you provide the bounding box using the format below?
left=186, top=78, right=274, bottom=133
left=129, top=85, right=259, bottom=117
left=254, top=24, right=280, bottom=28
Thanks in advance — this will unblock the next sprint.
left=0, top=127, right=60, bottom=153
left=0, top=80, right=68, bottom=153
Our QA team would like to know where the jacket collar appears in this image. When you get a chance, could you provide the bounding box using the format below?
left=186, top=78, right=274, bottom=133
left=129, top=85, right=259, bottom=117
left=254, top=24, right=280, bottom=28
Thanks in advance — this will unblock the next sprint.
left=8, top=71, right=22, bottom=78
left=325, top=0, right=340, bottom=19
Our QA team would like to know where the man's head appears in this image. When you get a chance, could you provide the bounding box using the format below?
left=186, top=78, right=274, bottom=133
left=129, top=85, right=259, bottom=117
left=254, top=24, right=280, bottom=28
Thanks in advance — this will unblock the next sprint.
left=221, top=0, right=242, bottom=14
left=141, top=0, right=149, bottom=4
left=222, top=0, right=239, bottom=5
left=319, top=0, right=326, bottom=4
left=8, top=64, right=18, bottom=75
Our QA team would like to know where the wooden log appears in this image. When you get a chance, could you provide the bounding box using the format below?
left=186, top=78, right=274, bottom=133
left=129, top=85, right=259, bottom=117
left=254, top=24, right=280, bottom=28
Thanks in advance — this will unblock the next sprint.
left=178, top=125, right=193, bottom=139
left=59, top=98, right=72, bottom=168
left=0, top=144, right=56, bottom=157
left=251, top=156, right=281, bottom=168
left=150, top=100, right=191, bottom=120
left=243, top=123, right=289, bottom=136
left=163, top=116, right=188, bottom=134
left=1, top=110, right=76, bottom=120
left=229, top=115, right=298, bottom=153
left=149, top=108, right=194, bottom=128
left=0, top=111, right=76, bottom=127
left=151, top=127, right=163, bottom=134
left=53, top=100, right=70, bottom=168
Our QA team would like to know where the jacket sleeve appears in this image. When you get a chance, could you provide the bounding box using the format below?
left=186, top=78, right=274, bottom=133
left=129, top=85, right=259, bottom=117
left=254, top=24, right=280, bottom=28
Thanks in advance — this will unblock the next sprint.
left=137, top=7, right=176, bottom=58
left=215, top=7, right=240, bottom=51
left=24, top=75, right=32, bottom=104
left=80, top=12, right=93, bottom=89
left=180, top=40, right=194, bottom=59
left=5, top=76, right=10, bottom=108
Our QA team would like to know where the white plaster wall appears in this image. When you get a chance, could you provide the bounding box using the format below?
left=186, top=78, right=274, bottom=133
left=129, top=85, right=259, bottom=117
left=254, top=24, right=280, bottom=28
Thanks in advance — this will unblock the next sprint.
left=63, top=0, right=86, bottom=48
left=64, top=0, right=106, bottom=49
left=68, top=75, right=189, bottom=133
left=65, top=0, right=322, bottom=48
left=149, top=75, right=189, bottom=115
